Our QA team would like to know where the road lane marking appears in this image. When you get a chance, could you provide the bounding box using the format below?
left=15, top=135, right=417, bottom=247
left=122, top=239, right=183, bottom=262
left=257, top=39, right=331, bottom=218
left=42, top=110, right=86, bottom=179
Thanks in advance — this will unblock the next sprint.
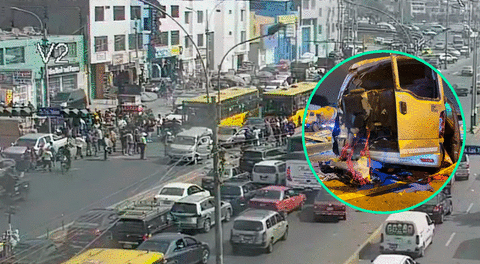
left=466, top=203, right=474, bottom=213
left=445, top=232, right=456, bottom=247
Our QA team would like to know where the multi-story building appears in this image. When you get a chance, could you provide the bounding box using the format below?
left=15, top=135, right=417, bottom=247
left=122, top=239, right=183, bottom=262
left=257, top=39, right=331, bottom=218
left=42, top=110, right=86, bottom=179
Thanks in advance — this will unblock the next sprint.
left=88, top=0, right=150, bottom=100
left=0, top=33, right=85, bottom=107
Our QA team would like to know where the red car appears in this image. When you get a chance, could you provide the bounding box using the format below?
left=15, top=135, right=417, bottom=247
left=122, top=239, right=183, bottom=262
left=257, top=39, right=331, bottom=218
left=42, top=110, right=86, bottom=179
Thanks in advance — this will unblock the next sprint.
left=313, top=190, right=346, bottom=221
left=248, top=186, right=306, bottom=213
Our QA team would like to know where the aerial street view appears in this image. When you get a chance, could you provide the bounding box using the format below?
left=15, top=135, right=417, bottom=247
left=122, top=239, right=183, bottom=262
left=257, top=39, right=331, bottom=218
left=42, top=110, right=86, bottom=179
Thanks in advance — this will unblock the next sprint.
left=0, top=0, right=479, bottom=263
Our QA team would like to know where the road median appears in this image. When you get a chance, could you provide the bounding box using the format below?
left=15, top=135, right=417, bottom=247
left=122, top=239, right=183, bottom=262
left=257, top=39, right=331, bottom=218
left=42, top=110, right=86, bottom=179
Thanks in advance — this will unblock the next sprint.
left=343, top=225, right=382, bottom=264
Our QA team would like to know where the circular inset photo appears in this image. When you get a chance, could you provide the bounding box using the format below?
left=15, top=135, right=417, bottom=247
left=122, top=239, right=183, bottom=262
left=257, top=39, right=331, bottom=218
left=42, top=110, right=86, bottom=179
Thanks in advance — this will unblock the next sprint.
left=303, top=50, right=465, bottom=213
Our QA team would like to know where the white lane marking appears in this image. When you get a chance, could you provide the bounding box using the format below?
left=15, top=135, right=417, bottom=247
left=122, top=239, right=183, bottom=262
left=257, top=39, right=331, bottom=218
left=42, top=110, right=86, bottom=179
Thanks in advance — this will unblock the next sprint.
left=445, top=232, right=456, bottom=247
left=466, top=203, right=474, bottom=214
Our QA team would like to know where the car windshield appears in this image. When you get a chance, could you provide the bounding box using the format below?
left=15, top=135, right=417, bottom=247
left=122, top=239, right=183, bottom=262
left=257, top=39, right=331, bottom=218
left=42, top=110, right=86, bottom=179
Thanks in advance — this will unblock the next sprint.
left=137, top=240, right=171, bottom=253
left=254, top=165, right=276, bottom=173
left=174, top=136, right=195, bottom=145
left=425, top=196, right=440, bottom=205
left=461, top=155, right=467, bottom=162
left=221, top=185, right=241, bottom=196
left=233, top=220, right=264, bottom=231
left=159, top=187, right=184, bottom=196
left=315, top=191, right=335, bottom=201
left=218, top=127, right=236, bottom=135
left=114, top=219, right=145, bottom=233
left=171, top=203, right=198, bottom=214
left=15, top=138, right=37, bottom=147
left=243, top=151, right=263, bottom=159
left=255, top=190, right=281, bottom=200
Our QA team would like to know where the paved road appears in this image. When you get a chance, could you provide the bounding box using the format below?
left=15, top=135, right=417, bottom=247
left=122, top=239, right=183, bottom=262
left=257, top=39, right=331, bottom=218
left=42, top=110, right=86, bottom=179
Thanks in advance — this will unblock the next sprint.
left=0, top=141, right=205, bottom=239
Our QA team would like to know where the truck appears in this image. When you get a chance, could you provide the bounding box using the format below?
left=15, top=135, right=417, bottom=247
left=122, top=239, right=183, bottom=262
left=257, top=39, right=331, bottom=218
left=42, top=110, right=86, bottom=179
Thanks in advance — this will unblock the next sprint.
left=3, top=133, right=67, bottom=158
left=285, top=133, right=330, bottom=191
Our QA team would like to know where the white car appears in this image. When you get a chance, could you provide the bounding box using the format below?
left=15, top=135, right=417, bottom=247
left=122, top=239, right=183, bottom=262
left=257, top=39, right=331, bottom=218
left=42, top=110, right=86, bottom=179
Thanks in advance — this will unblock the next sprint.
left=461, top=66, right=473, bottom=76
left=154, top=183, right=210, bottom=205
left=447, top=48, right=461, bottom=57
left=439, top=54, right=458, bottom=63
left=422, top=30, right=437, bottom=36
left=372, top=254, right=418, bottom=264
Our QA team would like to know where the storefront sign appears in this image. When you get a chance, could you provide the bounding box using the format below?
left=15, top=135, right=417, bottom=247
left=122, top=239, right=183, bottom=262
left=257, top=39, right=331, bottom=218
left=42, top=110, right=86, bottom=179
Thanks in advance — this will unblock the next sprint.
left=277, top=15, right=297, bottom=24
left=0, top=70, right=32, bottom=85
left=37, top=107, right=62, bottom=117
left=47, top=64, right=80, bottom=76
left=171, top=45, right=182, bottom=55
left=155, top=46, right=172, bottom=58
left=5, top=89, right=12, bottom=105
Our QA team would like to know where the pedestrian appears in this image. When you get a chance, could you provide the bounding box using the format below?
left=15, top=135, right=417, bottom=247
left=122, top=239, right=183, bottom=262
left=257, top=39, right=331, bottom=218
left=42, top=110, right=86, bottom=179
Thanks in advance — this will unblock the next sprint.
left=110, top=129, right=117, bottom=152
left=134, top=129, right=141, bottom=154
left=75, top=134, right=85, bottom=159
left=42, top=146, right=53, bottom=172
left=120, top=130, right=126, bottom=155
left=139, top=132, right=147, bottom=160
left=156, top=114, right=162, bottom=137
left=126, top=130, right=134, bottom=156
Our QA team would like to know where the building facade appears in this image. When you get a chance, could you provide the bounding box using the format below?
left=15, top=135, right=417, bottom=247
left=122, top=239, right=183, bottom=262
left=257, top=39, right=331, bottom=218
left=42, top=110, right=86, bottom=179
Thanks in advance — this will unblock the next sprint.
left=0, top=34, right=85, bottom=107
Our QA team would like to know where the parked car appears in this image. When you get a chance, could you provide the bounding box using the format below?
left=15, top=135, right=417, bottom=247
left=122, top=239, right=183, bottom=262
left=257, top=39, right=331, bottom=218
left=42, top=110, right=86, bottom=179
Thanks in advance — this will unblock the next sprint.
left=137, top=233, right=210, bottom=264
left=414, top=192, right=452, bottom=224
left=170, top=195, right=232, bottom=233
left=461, top=66, right=474, bottom=76
left=313, top=189, right=346, bottom=221
left=5, top=133, right=67, bottom=157
left=220, top=180, right=262, bottom=214
left=252, top=160, right=287, bottom=186
left=217, top=126, right=240, bottom=147
left=454, top=86, right=469, bottom=97
left=380, top=211, right=435, bottom=258
left=447, top=48, right=461, bottom=57
left=201, top=166, right=250, bottom=194
left=66, top=208, right=120, bottom=253
left=334, top=55, right=449, bottom=168
left=249, top=186, right=306, bottom=213
left=239, top=146, right=287, bottom=172
left=455, top=154, right=470, bottom=180
left=9, top=239, right=69, bottom=264
left=434, top=42, right=445, bottom=49
left=230, top=209, right=288, bottom=254
left=372, top=254, right=419, bottom=264
left=422, top=30, right=437, bottom=36
left=154, top=183, right=210, bottom=206
left=460, top=46, right=469, bottom=56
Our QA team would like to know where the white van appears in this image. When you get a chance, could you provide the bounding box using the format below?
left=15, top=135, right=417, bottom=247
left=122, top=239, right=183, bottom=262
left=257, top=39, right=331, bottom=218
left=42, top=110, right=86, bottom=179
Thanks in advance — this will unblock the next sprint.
left=380, top=211, right=435, bottom=258
left=286, top=160, right=322, bottom=190
left=252, top=160, right=286, bottom=185
left=167, top=127, right=213, bottom=163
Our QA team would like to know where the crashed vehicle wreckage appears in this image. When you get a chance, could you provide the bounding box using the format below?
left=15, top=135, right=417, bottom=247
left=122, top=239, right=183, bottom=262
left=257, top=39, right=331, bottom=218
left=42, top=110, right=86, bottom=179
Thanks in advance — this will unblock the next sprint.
left=323, top=55, right=461, bottom=186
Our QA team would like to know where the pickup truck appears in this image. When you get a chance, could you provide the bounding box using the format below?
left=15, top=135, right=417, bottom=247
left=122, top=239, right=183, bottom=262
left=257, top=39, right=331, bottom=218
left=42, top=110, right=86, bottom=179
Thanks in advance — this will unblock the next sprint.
left=201, top=165, right=251, bottom=193
left=4, top=133, right=67, bottom=158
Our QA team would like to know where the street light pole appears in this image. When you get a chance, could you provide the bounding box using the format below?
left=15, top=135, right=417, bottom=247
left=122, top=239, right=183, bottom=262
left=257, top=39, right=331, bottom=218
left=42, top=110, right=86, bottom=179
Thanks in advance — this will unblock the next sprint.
left=11, top=7, right=50, bottom=133
left=471, top=33, right=477, bottom=132
left=214, top=24, right=284, bottom=264
left=444, top=0, right=450, bottom=70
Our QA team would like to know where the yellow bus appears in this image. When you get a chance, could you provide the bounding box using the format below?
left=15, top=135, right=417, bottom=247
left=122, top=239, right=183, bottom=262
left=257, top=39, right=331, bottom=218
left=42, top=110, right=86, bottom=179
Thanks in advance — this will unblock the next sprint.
left=62, top=248, right=164, bottom=264
left=263, top=82, right=318, bottom=127
left=182, top=86, right=260, bottom=127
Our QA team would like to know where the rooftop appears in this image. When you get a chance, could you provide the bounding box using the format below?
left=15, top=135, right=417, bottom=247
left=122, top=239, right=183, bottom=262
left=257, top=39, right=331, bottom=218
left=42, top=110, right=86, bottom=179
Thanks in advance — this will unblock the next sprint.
left=183, top=87, right=258, bottom=104
left=263, top=82, right=317, bottom=96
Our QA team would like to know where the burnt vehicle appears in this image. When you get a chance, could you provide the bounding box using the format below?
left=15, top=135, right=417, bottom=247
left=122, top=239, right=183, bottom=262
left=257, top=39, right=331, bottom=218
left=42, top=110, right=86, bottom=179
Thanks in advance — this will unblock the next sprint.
left=0, top=158, right=29, bottom=201
left=333, top=55, right=460, bottom=170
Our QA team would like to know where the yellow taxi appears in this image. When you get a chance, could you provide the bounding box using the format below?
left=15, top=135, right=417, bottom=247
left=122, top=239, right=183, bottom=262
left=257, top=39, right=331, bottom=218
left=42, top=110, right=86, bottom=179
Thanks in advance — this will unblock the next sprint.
left=333, top=54, right=452, bottom=168
left=61, top=248, right=165, bottom=264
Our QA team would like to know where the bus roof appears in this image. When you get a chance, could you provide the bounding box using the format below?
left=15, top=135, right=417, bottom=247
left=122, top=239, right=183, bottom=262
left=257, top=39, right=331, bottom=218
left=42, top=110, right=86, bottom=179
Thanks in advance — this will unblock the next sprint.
left=62, top=248, right=164, bottom=264
left=263, top=82, right=317, bottom=97
left=349, top=55, right=414, bottom=72
left=183, top=87, right=258, bottom=104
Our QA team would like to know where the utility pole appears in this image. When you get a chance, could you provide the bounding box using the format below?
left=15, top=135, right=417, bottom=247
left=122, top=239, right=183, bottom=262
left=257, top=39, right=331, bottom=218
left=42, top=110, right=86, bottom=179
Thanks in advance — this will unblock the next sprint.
left=471, top=33, right=477, bottom=132
left=444, top=0, right=449, bottom=70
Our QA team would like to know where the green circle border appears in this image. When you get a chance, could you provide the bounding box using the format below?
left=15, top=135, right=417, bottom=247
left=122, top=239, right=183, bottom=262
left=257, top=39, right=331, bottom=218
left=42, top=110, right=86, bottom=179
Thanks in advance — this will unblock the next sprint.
left=302, top=49, right=466, bottom=214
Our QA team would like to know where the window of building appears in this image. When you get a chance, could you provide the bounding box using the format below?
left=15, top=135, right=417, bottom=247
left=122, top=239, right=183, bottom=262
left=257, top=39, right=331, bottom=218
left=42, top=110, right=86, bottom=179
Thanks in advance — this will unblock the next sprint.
left=157, top=5, right=166, bottom=18
left=128, top=33, right=143, bottom=50
left=241, top=30, right=246, bottom=42
left=5, top=47, right=25, bottom=64
left=197, top=34, right=204, bottom=46
left=94, top=36, right=108, bottom=52
left=229, top=10, right=232, bottom=14
left=66, top=42, right=76, bottom=58
left=185, top=11, right=191, bottom=24
left=114, top=35, right=126, bottom=51
left=318, top=25, right=322, bottom=34
left=241, top=10, right=245, bottom=21
left=318, top=8, right=322, bottom=17
left=197, top=10, right=203, bottom=23
left=171, top=5, right=179, bottom=17
left=171, top=31, right=180, bottom=45
left=0, top=48, right=3, bottom=65
left=303, top=0, right=309, bottom=9
left=311, top=0, right=316, bottom=9
left=131, top=6, right=141, bottom=20
left=95, top=6, right=105, bottom=21
left=143, top=17, right=151, bottom=30
left=159, top=32, right=169, bottom=45
left=185, top=36, right=191, bottom=48
left=332, top=23, right=336, bottom=32
left=113, top=6, right=125, bottom=21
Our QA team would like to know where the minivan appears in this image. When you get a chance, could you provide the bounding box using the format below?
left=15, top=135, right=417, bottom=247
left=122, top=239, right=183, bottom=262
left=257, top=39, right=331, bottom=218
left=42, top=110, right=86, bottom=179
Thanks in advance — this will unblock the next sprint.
left=252, top=160, right=286, bottom=185
left=455, top=154, right=470, bottom=180
left=380, top=211, right=435, bottom=258
left=167, top=127, right=213, bottom=163
left=51, top=89, right=88, bottom=108
left=333, top=55, right=449, bottom=168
